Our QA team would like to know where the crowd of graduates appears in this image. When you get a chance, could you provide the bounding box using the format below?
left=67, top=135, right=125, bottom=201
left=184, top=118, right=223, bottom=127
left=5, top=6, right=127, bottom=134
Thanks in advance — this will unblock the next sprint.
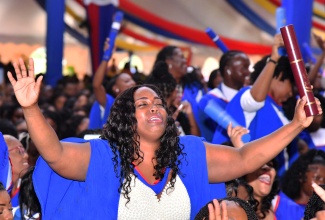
left=1, top=32, right=325, bottom=219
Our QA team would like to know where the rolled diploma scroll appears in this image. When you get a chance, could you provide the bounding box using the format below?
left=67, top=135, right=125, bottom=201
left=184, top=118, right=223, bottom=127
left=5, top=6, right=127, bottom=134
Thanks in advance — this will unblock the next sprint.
left=280, top=24, right=319, bottom=116
left=204, top=100, right=250, bottom=143
left=276, top=7, right=287, bottom=56
left=102, top=11, right=124, bottom=61
left=205, top=28, right=229, bottom=53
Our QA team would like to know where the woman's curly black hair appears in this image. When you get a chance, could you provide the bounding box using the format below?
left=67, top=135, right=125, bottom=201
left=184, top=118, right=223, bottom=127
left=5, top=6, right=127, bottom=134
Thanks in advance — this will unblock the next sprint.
left=282, top=149, right=325, bottom=201
left=101, top=84, right=185, bottom=203
left=304, top=184, right=325, bottom=219
left=194, top=197, right=258, bottom=220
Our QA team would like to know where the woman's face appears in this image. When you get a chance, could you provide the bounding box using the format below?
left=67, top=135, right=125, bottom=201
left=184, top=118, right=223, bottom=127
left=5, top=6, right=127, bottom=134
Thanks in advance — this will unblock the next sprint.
left=115, top=73, right=136, bottom=96
left=227, top=53, right=251, bottom=88
left=5, top=136, right=29, bottom=181
left=134, top=87, right=167, bottom=141
left=169, top=48, right=187, bottom=78
left=301, top=164, right=325, bottom=198
left=245, top=161, right=276, bottom=200
left=0, top=190, right=13, bottom=220
left=270, top=77, right=293, bottom=104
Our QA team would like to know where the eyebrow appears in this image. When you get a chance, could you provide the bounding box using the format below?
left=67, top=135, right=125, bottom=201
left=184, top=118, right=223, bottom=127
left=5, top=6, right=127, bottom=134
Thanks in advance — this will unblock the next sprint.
left=135, top=97, right=161, bottom=102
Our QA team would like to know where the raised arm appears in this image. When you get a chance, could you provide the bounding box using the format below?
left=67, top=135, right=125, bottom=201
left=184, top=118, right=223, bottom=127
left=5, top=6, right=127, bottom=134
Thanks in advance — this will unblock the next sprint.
left=7, top=58, right=90, bottom=181
left=249, top=34, right=283, bottom=102
left=308, top=34, right=325, bottom=85
left=206, top=96, right=322, bottom=183
left=93, top=38, right=111, bottom=107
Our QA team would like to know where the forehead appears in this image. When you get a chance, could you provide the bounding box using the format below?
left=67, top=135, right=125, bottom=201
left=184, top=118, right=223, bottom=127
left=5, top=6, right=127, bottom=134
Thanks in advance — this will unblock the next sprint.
left=173, top=48, right=183, bottom=56
left=308, top=164, right=325, bottom=172
left=225, top=200, right=247, bottom=220
left=134, top=87, right=159, bottom=100
left=117, top=73, right=132, bottom=81
left=0, top=190, right=10, bottom=202
left=5, top=137, right=21, bottom=149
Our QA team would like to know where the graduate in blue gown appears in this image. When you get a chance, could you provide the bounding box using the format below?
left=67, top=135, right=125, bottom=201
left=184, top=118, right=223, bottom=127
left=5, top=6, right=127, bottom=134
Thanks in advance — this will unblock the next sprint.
left=8, top=58, right=321, bottom=219
left=198, top=50, right=251, bottom=142
left=88, top=38, right=135, bottom=129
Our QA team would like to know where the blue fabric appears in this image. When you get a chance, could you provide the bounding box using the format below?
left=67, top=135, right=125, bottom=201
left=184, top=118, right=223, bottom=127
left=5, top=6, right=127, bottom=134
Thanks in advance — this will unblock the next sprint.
left=88, top=94, right=115, bottom=129
left=45, top=0, right=65, bottom=87
left=299, top=130, right=325, bottom=152
left=198, top=88, right=228, bottom=142
left=212, top=87, right=296, bottom=171
left=282, top=0, right=313, bottom=61
left=0, top=132, right=11, bottom=190
left=212, top=87, right=249, bottom=144
left=275, top=191, right=305, bottom=220
left=11, top=192, right=19, bottom=207
left=33, top=136, right=225, bottom=219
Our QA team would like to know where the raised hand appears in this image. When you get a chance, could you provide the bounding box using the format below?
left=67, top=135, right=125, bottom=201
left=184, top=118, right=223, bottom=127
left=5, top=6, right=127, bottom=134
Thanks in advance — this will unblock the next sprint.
left=7, top=58, right=43, bottom=108
left=293, top=96, right=323, bottom=128
left=227, top=123, right=249, bottom=148
left=207, top=199, right=228, bottom=220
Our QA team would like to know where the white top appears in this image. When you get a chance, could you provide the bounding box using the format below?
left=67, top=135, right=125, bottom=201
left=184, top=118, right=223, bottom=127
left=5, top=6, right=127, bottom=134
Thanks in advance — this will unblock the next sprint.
left=310, top=128, right=325, bottom=147
left=118, top=175, right=191, bottom=220
left=240, top=89, right=289, bottom=128
left=207, top=82, right=238, bottom=102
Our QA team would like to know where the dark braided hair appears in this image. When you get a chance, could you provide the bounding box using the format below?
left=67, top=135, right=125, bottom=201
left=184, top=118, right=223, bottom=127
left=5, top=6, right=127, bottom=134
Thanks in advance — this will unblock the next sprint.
left=145, top=61, right=177, bottom=100
left=304, top=184, right=325, bottom=219
left=101, top=84, right=185, bottom=203
left=194, top=197, right=258, bottom=220
left=282, top=149, right=325, bottom=201
left=219, top=50, right=245, bottom=77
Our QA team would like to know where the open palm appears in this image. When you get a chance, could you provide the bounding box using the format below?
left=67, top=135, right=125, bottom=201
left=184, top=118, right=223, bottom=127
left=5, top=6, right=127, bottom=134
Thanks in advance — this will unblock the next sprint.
left=7, top=58, right=42, bottom=108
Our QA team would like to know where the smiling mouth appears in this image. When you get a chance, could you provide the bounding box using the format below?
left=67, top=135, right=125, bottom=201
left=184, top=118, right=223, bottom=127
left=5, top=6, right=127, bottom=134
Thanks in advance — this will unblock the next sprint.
left=258, top=174, right=271, bottom=185
left=148, top=116, right=163, bottom=123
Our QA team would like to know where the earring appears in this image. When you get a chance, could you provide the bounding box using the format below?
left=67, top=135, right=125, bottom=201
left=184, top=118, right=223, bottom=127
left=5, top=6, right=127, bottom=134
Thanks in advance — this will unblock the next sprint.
left=227, top=69, right=231, bottom=75
left=115, top=88, right=119, bottom=93
left=169, top=64, right=172, bottom=69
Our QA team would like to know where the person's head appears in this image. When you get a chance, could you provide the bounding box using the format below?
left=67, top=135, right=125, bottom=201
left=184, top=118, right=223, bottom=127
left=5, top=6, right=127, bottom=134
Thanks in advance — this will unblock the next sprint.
left=219, top=50, right=251, bottom=90
left=49, top=91, right=67, bottom=112
left=251, top=55, right=295, bottom=104
left=101, top=84, right=184, bottom=203
left=194, top=197, right=258, bottom=220
left=208, top=69, right=223, bottom=89
left=0, top=182, right=13, bottom=220
left=0, top=119, right=18, bottom=139
left=73, top=92, right=89, bottom=110
left=0, top=104, right=24, bottom=125
left=304, top=184, right=325, bottom=220
left=4, top=135, right=29, bottom=183
left=19, top=167, right=41, bottom=220
left=106, top=72, right=136, bottom=98
left=146, top=61, right=177, bottom=107
left=154, top=46, right=187, bottom=83
left=243, top=160, right=279, bottom=219
left=282, top=149, right=325, bottom=203
left=184, top=66, right=208, bottom=92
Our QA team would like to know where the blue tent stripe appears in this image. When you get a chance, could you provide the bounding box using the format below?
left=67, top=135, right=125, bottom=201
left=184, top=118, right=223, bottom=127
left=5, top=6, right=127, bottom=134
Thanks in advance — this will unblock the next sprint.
left=122, top=12, right=197, bottom=44
left=226, top=0, right=276, bottom=36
